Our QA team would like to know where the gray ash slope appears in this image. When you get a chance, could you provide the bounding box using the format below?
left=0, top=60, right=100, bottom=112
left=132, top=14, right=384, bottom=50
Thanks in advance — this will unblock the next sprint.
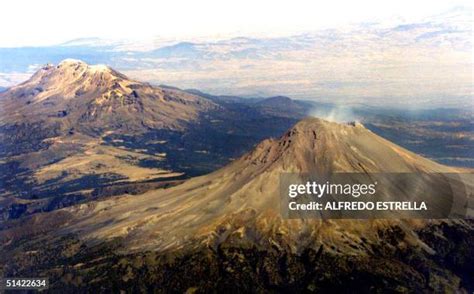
left=0, top=118, right=472, bottom=292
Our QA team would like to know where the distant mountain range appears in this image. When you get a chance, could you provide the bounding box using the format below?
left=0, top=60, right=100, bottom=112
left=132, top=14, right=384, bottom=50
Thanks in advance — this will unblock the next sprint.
left=0, top=7, right=471, bottom=106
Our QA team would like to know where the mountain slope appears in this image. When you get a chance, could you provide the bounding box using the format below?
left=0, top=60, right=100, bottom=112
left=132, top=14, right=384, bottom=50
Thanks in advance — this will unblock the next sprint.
left=254, top=95, right=308, bottom=116
left=0, top=60, right=303, bottom=222
left=0, top=60, right=217, bottom=220
left=0, top=59, right=217, bottom=133
left=1, top=118, right=473, bottom=291
left=64, top=118, right=465, bottom=251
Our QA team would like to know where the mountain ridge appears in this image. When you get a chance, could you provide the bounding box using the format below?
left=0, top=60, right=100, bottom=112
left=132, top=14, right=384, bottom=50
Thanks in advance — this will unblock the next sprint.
left=0, top=59, right=218, bottom=133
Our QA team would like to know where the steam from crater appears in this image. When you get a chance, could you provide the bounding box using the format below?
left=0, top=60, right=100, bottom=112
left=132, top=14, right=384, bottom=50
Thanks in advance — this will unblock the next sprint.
left=310, top=104, right=359, bottom=123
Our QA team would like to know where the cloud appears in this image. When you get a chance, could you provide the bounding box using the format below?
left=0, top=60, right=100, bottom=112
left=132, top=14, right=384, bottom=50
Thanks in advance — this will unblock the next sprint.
left=0, top=72, right=31, bottom=87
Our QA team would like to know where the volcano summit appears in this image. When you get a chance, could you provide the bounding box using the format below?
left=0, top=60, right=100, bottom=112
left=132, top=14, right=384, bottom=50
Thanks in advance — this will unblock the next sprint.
left=0, top=59, right=217, bottom=133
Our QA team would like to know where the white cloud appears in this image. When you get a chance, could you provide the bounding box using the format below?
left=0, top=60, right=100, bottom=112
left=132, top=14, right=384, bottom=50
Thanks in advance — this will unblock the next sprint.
left=0, top=72, right=31, bottom=87
left=27, top=64, right=42, bottom=73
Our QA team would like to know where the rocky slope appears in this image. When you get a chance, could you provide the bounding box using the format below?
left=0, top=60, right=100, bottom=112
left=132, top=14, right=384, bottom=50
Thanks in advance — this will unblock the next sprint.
left=0, top=60, right=220, bottom=221
left=1, top=118, right=472, bottom=292
left=0, top=59, right=217, bottom=134
left=59, top=118, right=467, bottom=251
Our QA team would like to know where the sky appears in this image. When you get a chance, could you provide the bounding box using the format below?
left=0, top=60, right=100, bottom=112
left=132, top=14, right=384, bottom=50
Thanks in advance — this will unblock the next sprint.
left=1, top=0, right=472, bottom=47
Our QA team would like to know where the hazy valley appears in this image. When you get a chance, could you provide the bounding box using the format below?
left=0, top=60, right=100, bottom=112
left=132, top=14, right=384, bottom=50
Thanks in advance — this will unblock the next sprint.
left=1, top=6, right=472, bottom=107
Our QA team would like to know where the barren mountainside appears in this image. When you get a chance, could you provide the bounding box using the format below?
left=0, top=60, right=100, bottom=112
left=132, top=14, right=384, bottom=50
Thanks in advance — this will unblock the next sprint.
left=0, top=118, right=473, bottom=292
left=0, top=59, right=217, bottom=133
left=61, top=118, right=465, bottom=252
